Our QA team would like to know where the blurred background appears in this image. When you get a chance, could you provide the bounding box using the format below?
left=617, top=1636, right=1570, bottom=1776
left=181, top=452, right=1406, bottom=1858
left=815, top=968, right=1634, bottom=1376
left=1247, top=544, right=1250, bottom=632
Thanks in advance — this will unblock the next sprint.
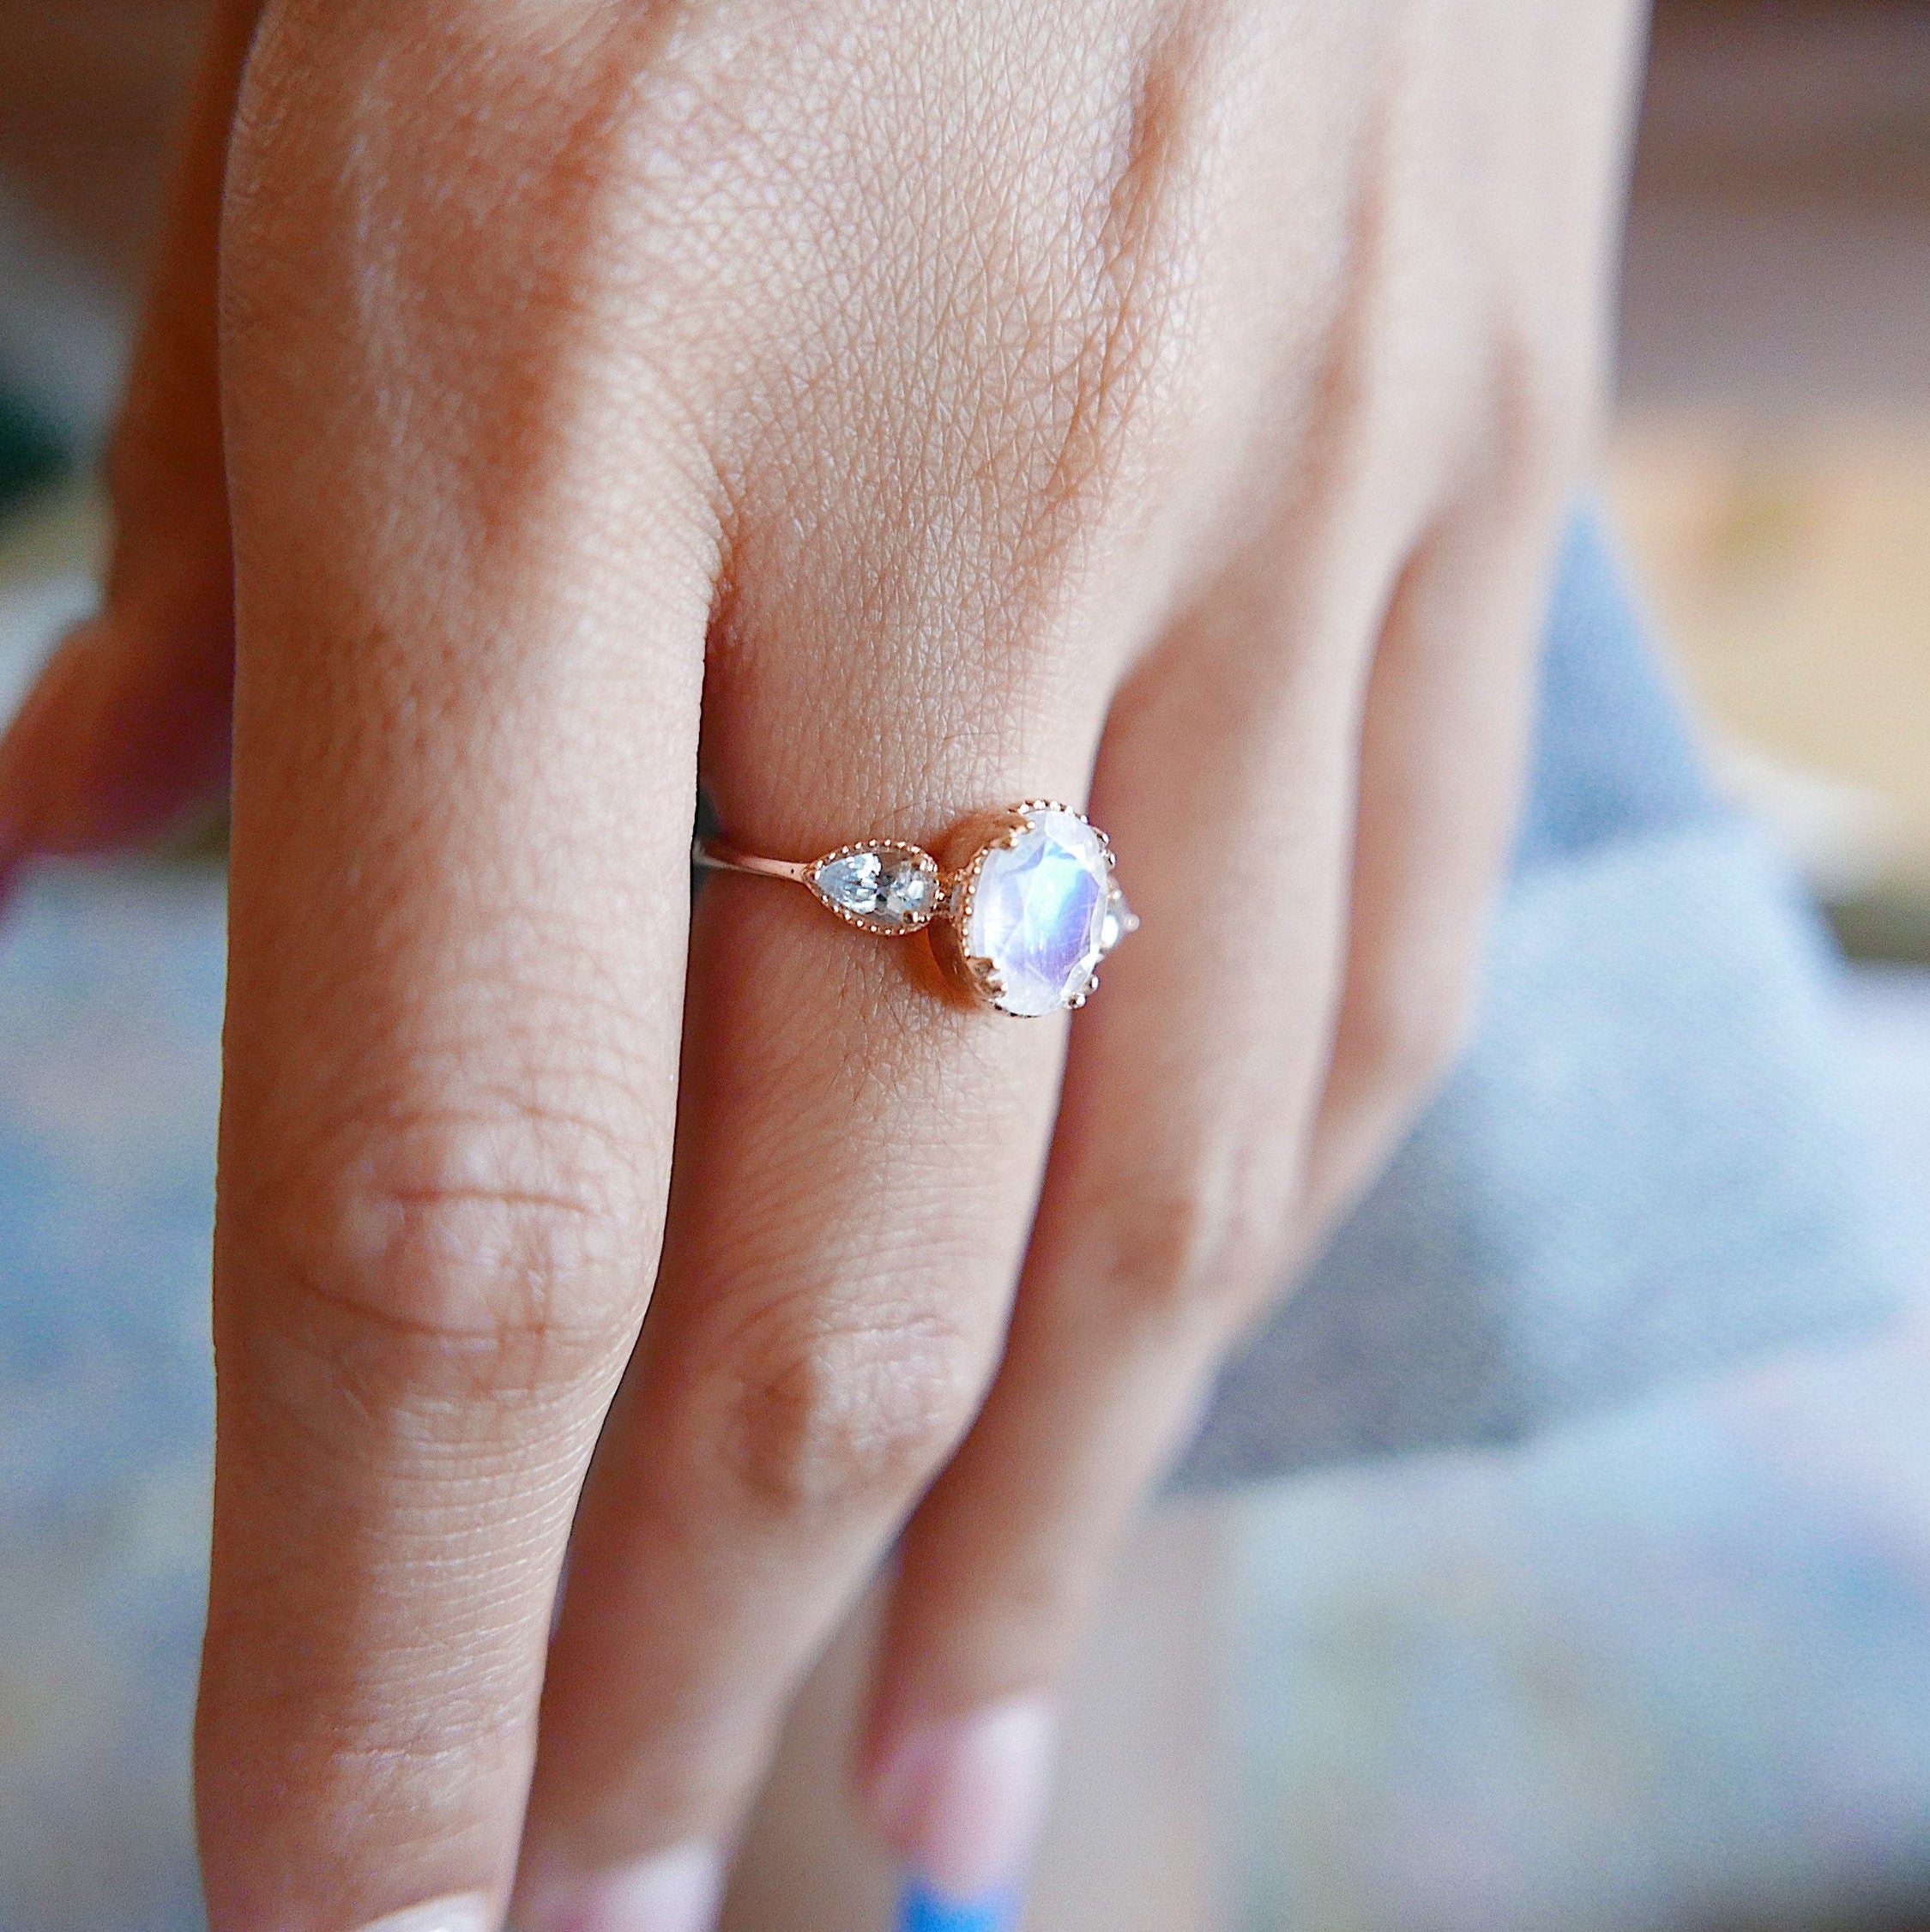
left=2, top=3, right=1927, bottom=1929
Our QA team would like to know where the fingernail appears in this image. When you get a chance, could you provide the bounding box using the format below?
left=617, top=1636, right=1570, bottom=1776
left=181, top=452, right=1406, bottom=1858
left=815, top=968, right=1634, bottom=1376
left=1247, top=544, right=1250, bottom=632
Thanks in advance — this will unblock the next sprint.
left=872, top=1696, right=1055, bottom=1919
left=355, top=1898, right=494, bottom=1932
left=894, top=1877, right=1024, bottom=1932
left=517, top=1841, right=723, bottom=1932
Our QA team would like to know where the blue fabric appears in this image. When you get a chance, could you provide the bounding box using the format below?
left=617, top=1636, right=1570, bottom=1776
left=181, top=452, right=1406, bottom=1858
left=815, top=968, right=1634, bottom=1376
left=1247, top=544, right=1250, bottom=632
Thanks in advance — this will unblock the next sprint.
left=1514, top=519, right=1716, bottom=867
left=1175, top=516, right=1914, bottom=1487
left=0, top=870, right=222, bottom=1932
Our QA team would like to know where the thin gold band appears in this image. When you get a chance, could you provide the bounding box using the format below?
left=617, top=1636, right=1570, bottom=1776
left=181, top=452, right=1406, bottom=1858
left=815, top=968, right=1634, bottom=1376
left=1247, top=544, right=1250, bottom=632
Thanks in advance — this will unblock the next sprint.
left=691, top=840, right=814, bottom=884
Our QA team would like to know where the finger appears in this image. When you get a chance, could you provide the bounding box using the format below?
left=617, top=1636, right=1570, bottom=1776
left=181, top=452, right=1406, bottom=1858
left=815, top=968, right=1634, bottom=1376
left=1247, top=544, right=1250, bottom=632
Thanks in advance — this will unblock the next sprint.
left=1301, top=458, right=1567, bottom=1232
left=853, top=521, right=1395, bottom=1917
left=508, top=1, right=1231, bottom=1907
left=203, top=511, right=710, bottom=1932
left=863, top=473, right=1564, bottom=1917
left=195, top=19, right=718, bottom=1929
left=514, top=664, right=1099, bottom=1932
left=0, top=0, right=259, bottom=884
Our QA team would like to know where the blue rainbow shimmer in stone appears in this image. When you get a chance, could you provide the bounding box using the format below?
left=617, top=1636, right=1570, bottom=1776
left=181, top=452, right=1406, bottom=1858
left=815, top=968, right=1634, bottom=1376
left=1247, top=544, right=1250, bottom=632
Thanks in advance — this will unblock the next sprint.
left=962, top=807, right=1111, bottom=1017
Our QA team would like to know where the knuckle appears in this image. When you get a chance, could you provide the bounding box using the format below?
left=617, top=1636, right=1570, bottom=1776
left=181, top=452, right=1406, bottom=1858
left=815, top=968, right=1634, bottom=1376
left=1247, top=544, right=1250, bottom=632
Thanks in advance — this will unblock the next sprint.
left=709, top=1292, right=989, bottom=1525
left=236, top=1102, right=650, bottom=1428
left=1094, top=1159, right=1294, bottom=1335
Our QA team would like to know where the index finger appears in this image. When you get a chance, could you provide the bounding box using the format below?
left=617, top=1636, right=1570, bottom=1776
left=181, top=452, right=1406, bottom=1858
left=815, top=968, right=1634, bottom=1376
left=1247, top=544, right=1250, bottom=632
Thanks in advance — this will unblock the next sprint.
left=197, top=15, right=717, bottom=1926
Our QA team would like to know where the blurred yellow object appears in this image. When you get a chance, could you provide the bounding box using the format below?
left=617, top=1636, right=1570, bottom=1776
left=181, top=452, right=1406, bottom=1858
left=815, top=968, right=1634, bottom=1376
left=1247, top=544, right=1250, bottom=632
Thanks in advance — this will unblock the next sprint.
left=1607, top=414, right=1930, bottom=902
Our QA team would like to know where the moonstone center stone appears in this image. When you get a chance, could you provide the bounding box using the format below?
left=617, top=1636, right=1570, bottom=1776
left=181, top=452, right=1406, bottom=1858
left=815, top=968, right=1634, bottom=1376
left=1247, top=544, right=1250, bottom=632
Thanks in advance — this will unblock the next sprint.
left=964, top=808, right=1112, bottom=1017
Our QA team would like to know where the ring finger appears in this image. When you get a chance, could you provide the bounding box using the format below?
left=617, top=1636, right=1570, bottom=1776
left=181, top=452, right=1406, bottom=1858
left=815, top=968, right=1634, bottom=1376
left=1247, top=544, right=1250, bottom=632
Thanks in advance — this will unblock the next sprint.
left=511, top=547, right=1116, bottom=1929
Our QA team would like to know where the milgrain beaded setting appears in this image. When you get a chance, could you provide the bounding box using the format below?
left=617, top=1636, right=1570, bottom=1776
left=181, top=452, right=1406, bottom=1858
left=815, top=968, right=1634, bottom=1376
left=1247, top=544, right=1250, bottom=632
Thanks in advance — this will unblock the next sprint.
left=806, top=841, right=943, bottom=934
left=693, top=800, right=1137, bottom=1016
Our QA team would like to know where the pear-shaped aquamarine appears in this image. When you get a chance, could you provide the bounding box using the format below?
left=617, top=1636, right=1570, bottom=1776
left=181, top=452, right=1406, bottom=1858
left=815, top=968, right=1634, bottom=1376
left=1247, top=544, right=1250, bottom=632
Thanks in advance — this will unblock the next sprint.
left=811, top=846, right=938, bottom=930
left=963, top=809, right=1114, bottom=1016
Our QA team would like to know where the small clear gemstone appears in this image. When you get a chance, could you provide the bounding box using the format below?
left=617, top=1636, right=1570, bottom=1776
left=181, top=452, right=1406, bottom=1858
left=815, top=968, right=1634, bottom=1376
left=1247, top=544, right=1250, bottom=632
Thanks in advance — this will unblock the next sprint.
left=812, top=847, right=938, bottom=928
left=1099, top=884, right=1138, bottom=957
left=964, top=808, right=1115, bottom=1016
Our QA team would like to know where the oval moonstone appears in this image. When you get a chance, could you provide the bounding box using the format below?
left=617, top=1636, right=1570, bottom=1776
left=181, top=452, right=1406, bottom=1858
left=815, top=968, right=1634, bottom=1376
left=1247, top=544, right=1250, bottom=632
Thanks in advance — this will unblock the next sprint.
left=963, top=808, right=1113, bottom=1017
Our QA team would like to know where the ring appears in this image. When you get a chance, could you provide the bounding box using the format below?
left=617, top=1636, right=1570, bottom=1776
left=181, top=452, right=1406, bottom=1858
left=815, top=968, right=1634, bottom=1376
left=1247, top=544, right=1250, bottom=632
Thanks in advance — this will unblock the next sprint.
left=693, top=800, right=1138, bottom=1017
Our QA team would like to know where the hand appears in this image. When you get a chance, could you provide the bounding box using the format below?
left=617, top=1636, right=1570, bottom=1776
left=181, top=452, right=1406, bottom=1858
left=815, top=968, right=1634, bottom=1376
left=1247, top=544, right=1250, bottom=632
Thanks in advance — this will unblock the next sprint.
left=0, top=0, right=1645, bottom=1925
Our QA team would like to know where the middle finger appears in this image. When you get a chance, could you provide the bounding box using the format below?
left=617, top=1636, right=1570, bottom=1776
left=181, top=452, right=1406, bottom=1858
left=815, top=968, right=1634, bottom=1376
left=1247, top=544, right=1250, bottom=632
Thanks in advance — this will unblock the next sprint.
left=516, top=716, right=1103, bottom=1928
left=507, top=0, right=1229, bottom=1910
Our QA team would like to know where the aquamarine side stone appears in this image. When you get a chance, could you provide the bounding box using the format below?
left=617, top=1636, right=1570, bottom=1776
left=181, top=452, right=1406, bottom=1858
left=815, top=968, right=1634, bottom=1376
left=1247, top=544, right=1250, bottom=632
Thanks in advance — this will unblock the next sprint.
left=963, top=808, right=1111, bottom=1016
left=813, top=847, right=938, bottom=927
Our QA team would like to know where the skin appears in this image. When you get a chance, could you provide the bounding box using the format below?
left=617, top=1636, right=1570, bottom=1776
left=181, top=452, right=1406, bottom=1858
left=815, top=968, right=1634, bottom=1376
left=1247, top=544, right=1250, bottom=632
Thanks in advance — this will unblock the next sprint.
left=0, top=0, right=1647, bottom=1925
